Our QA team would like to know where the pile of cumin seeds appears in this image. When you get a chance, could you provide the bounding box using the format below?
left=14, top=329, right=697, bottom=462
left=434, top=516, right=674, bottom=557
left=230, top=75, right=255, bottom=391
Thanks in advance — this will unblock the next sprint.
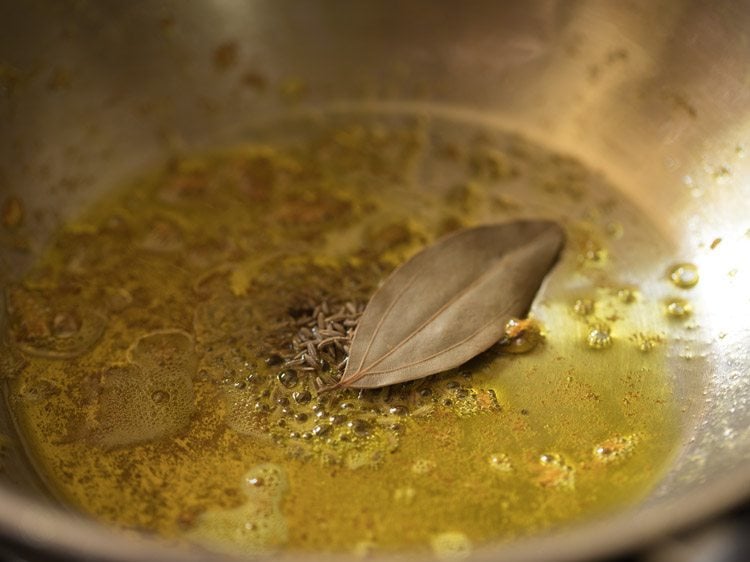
left=280, top=299, right=365, bottom=388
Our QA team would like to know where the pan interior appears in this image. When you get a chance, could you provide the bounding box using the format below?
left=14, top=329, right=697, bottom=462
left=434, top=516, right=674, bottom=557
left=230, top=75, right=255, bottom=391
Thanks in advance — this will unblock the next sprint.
left=2, top=2, right=750, bottom=560
left=3, top=111, right=689, bottom=556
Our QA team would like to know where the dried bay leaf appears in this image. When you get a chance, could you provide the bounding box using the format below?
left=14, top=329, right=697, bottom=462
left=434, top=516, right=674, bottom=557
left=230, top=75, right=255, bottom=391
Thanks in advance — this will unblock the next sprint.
left=335, top=220, right=565, bottom=389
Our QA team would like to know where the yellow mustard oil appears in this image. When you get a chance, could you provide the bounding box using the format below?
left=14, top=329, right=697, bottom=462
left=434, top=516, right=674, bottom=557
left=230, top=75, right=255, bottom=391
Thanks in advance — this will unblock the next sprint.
left=4, top=112, right=686, bottom=556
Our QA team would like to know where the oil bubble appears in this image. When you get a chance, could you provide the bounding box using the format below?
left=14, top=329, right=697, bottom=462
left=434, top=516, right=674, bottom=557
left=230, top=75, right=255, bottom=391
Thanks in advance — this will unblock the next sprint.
left=665, top=298, right=692, bottom=318
left=586, top=326, right=612, bottom=349
left=498, top=318, right=542, bottom=354
left=6, top=286, right=107, bottom=359
left=573, top=298, right=594, bottom=316
left=580, top=239, right=608, bottom=266
left=593, top=434, right=638, bottom=464
left=51, top=312, right=80, bottom=337
left=539, top=453, right=559, bottom=464
left=244, top=464, right=286, bottom=496
left=292, top=390, right=311, bottom=404
left=312, top=423, right=331, bottom=437
left=631, top=332, right=663, bottom=353
left=669, top=263, right=699, bottom=289
left=536, top=453, right=575, bottom=489
left=277, top=370, right=298, bottom=388
left=488, top=453, right=513, bottom=473
left=347, top=419, right=371, bottom=437
left=329, top=414, right=347, bottom=425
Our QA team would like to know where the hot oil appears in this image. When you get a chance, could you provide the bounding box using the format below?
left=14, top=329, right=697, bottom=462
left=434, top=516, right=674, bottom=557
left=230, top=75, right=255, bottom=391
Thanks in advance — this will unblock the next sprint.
left=5, top=112, right=685, bottom=555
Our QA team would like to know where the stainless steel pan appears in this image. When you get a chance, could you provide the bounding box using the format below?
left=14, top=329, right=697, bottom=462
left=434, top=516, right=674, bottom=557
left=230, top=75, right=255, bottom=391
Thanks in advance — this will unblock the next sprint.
left=1, top=1, right=749, bottom=560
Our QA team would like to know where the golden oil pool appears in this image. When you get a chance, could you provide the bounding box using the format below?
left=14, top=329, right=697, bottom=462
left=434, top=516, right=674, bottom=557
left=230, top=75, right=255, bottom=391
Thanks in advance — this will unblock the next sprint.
left=4, top=112, right=685, bottom=556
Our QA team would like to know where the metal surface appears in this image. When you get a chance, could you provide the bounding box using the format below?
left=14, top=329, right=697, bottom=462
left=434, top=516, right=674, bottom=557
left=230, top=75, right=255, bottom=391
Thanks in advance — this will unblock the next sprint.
left=1, top=1, right=749, bottom=560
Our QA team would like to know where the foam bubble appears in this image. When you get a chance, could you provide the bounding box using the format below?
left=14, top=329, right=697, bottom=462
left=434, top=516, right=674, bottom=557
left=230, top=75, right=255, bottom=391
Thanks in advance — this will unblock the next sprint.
left=431, top=532, right=472, bottom=559
left=353, top=540, right=378, bottom=558
left=411, top=458, right=437, bottom=475
left=95, top=330, right=195, bottom=448
left=188, top=463, right=288, bottom=554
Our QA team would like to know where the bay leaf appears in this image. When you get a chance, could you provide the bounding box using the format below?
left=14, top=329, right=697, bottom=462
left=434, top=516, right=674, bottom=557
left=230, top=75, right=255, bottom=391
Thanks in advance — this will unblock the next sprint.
left=335, top=220, right=565, bottom=389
